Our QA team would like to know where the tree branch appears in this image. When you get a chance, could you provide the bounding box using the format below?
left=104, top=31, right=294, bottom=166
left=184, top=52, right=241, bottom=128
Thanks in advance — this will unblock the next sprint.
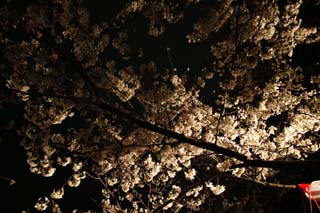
left=5, top=26, right=320, bottom=170
left=232, top=158, right=320, bottom=169
left=8, top=87, right=320, bottom=169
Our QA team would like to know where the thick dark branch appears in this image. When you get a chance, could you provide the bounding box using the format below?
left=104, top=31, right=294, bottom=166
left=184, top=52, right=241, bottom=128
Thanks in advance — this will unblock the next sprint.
left=97, top=101, right=248, bottom=161
left=232, top=158, right=320, bottom=169
left=7, top=86, right=320, bottom=169
left=222, top=173, right=297, bottom=189
left=12, top=86, right=320, bottom=170
left=4, top=85, right=248, bottom=161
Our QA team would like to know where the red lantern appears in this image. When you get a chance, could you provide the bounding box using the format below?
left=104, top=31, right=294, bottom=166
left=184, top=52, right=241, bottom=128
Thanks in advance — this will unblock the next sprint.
left=298, top=181, right=320, bottom=213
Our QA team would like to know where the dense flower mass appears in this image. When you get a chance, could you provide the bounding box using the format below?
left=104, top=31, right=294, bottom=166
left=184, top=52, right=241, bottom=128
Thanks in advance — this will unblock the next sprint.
left=0, top=0, right=320, bottom=211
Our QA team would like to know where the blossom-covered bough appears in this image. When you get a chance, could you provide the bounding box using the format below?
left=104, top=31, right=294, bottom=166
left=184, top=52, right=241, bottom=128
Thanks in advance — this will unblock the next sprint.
left=1, top=0, right=320, bottom=211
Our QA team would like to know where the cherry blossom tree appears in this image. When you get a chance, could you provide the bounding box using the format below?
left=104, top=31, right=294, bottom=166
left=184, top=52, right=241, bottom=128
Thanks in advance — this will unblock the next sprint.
left=1, top=0, right=320, bottom=212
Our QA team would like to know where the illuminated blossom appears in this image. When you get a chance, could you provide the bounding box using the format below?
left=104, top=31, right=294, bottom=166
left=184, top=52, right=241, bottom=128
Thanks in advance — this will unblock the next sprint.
left=1, top=0, right=319, bottom=212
